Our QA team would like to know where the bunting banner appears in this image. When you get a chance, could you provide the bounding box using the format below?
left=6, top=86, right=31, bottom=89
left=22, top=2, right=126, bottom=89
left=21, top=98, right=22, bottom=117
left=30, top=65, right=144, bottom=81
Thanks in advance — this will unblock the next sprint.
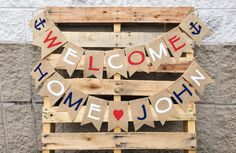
left=182, top=61, right=214, bottom=95
left=105, top=49, right=127, bottom=78
left=149, top=90, right=178, bottom=125
left=167, top=78, right=200, bottom=112
left=56, top=42, right=84, bottom=76
left=125, top=46, right=149, bottom=76
left=163, top=27, right=193, bottom=60
left=29, top=11, right=54, bottom=38
left=81, top=96, right=108, bottom=131
left=108, top=102, right=129, bottom=132
left=129, top=98, right=154, bottom=131
left=179, top=13, right=211, bottom=45
left=39, top=26, right=67, bottom=58
left=57, top=87, right=88, bottom=121
left=38, top=72, right=70, bottom=106
left=31, top=59, right=55, bottom=88
left=30, top=10, right=215, bottom=131
left=84, top=51, right=104, bottom=79
left=145, top=37, right=170, bottom=70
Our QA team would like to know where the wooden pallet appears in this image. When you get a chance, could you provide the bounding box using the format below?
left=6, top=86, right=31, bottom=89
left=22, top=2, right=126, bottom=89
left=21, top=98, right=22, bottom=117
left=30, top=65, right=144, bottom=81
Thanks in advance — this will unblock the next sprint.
left=42, top=7, right=196, bottom=153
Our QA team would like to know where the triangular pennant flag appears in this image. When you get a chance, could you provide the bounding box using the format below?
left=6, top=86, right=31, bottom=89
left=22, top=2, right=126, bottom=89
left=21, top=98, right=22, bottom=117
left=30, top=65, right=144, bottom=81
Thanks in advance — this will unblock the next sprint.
left=167, top=78, right=200, bottom=112
left=56, top=42, right=84, bottom=76
left=179, top=13, right=211, bottom=45
left=84, top=51, right=104, bottom=79
left=57, top=87, right=88, bottom=121
left=125, top=46, right=149, bottom=76
left=129, top=98, right=154, bottom=131
left=31, top=59, right=55, bottom=88
left=108, top=101, right=129, bottom=132
left=29, top=11, right=55, bottom=39
left=105, top=49, right=127, bottom=78
left=81, top=96, right=107, bottom=131
left=149, top=90, right=178, bottom=125
left=183, top=61, right=214, bottom=95
left=145, top=37, right=170, bottom=70
left=163, top=27, right=193, bottom=60
left=36, top=26, right=67, bottom=59
left=38, top=72, right=70, bottom=106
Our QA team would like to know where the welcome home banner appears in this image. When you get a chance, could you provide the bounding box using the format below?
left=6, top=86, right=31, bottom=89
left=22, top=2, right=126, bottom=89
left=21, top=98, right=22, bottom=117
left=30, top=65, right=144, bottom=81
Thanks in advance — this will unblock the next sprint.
left=30, top=10, right=213, bottom=131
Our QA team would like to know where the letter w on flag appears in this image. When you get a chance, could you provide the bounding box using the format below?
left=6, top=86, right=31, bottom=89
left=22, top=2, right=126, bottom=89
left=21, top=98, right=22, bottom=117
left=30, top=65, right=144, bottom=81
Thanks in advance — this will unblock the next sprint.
left=41, top=26, right=67, bottom=58
left=44, top=30, right=62, bottom=48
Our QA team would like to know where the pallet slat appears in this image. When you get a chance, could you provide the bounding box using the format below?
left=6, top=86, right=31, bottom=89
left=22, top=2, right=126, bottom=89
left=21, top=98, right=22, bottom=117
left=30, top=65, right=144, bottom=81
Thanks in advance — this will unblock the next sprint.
left=61, top=32, right=194, bottom=48
left=113, top=23, right=122, bottom=153
left=43, top=104, right=195, bottom=123
left=42, top=132, right=196, bottom=150
left=63, top=32, right=159, bottom=48
left=66, top=78, right=173, bottom=96
left=184, top=53, right=196, bottom=153
left=42, top=98, right=55, bottom=153
left=47, top=7, right=193, bottom=23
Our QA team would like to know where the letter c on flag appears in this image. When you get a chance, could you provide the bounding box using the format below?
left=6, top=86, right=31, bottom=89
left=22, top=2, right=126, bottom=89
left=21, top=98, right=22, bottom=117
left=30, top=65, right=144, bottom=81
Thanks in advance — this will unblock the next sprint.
left=107, top=54, right=123, bottom=69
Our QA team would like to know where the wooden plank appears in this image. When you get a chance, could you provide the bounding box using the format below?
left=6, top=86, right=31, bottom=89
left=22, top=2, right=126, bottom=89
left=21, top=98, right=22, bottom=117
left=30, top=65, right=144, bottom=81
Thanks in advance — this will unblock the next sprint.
left=47, top=54, right=193, bottom=73
left=113, top=23, right=122, bottom=153
left=63, top=32, right=159, bottom=48
left=43, top=104, right=196, bottom=123
left=42, top=132, right=196, bottom=150
left=47, top=7, right=193, bottom=23
left=184, top=107, right=196, bottom=153
left=43, top=97, right=55, bottom=153
left=61, top=32, right=194, bottom=48
left=184, top=52, right=196, bottom=153
left=66, top=78, right=173, bottom=96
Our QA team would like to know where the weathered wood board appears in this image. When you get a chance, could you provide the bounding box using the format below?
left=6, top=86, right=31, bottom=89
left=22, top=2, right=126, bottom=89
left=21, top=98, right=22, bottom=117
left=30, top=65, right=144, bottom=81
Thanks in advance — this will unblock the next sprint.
left=47, top=7, right=193, bottom=23
left=42, top=132, right=196, bottom=150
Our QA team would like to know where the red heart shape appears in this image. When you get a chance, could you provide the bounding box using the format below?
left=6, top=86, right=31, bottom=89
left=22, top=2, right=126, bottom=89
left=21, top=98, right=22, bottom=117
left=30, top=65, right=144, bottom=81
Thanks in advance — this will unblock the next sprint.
left=113, top=110, right=124, bottom=121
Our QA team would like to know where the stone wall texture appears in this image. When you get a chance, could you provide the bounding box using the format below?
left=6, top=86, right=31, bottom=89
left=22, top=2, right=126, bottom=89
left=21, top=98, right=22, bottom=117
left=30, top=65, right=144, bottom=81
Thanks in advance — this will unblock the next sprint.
left=0, top=0, right=235, bottom=153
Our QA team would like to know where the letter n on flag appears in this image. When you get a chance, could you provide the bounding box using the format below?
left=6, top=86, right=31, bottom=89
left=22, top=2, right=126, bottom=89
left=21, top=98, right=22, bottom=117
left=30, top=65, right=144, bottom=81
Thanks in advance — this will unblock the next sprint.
left=40, top=26, right=67, bottom=58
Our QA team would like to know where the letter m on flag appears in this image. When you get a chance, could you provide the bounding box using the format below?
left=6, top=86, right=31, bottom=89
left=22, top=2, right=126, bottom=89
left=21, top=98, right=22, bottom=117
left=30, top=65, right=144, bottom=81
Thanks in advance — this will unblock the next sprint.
left=43, top=30, right=62, bottom=48
left=63, top=92, right=84, bottom=111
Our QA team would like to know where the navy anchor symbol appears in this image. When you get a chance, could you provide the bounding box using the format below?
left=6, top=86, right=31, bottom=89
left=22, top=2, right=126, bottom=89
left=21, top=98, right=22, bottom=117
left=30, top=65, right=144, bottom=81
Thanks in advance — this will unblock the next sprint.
left=34, top=18, right=46, bottom=31
left=189, top=21, right=202, bottom=35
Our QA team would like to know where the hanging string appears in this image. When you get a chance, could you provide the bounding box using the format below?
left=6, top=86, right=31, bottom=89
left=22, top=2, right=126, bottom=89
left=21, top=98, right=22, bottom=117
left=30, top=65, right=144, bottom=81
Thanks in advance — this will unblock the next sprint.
left=163, top=23, right=167, bottom=32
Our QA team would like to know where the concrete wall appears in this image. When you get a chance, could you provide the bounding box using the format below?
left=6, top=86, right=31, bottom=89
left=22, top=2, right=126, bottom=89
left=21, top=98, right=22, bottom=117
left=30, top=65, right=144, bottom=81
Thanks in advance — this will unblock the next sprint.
left=0, top=1, right=235, bottom=153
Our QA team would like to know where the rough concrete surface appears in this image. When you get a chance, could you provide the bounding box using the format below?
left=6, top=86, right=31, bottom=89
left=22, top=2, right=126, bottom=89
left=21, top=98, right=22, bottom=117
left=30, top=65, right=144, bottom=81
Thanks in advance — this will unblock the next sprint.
left=0, top=0, right=236, bottom=153
left=0, top=44, right=31, bottom=102
left=213, top=105, right=236, bottom=153
left=1, top=103, right=36, bottom=153
left=0, top=103, right=7, bottom=153
left=219, top=45, right=236, bottom=104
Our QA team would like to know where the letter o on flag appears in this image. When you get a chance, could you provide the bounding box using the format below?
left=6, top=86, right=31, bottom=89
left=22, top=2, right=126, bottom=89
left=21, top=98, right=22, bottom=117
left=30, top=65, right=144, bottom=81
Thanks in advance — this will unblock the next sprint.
left=128, top=50, right=145, bottom=65
left=47, top=80, right=65, bottom=96
left=155, top=97, right=173, bottom=114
